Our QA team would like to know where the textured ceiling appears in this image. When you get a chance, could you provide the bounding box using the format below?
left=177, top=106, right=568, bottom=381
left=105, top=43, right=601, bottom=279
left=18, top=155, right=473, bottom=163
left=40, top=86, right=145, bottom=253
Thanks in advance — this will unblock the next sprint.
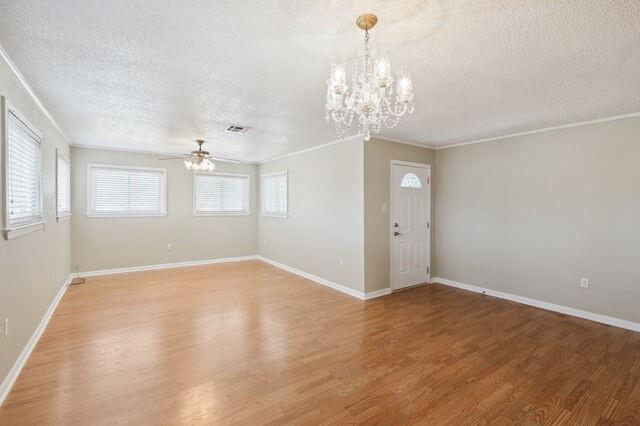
left=0, top=1, right=639, bottom=161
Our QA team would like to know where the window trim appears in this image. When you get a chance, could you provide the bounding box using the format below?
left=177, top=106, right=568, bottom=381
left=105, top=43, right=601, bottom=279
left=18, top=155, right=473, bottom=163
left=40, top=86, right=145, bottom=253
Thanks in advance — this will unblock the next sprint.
left=2, top=97, right=45, bottom=240
left=192, top=171, right=251, bottom=217
left=56, top=149, right=72, bottom=222
left=261, top=170, right=288, bottom=218
left=86, top=163, right=168, bottom=218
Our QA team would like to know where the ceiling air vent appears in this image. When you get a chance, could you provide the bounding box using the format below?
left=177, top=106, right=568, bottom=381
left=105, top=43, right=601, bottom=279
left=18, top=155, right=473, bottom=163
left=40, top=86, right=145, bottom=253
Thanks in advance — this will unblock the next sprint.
left=225, top=124, right=251, bottom=134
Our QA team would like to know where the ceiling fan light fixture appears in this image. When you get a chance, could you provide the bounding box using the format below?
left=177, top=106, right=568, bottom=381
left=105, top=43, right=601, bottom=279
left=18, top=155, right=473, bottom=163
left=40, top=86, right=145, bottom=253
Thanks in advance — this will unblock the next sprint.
left=184, top=157, right=215, bottom=172
left=158, top=139, right=239, bottom=169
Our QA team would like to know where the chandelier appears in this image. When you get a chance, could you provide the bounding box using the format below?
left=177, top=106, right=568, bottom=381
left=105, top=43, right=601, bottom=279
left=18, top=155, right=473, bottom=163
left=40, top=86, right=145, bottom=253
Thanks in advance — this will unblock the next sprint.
left=325, top=14, right=415, bottom=141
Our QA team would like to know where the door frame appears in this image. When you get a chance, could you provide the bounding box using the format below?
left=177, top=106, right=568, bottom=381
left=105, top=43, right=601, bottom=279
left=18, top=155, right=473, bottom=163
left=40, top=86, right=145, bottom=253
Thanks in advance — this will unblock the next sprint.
left=389, top=159, right=432, bottom=291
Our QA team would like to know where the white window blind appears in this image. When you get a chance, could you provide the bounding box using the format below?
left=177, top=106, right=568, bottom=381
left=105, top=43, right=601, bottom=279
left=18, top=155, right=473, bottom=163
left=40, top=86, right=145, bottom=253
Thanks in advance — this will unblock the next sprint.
left=194, top=173, right=249, bottom=215
left=261, top=171, right=287, bottom=218
left=56, top=153, right=71, bottom=219
left=87, top=164, right=166, bottom=217
left=6, top=109, right=42, bottom=228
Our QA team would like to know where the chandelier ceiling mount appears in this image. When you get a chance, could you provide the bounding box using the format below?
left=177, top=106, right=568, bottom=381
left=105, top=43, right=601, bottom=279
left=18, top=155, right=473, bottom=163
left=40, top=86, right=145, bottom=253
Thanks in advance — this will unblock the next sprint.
left=356, top=14, right=378, bottom=31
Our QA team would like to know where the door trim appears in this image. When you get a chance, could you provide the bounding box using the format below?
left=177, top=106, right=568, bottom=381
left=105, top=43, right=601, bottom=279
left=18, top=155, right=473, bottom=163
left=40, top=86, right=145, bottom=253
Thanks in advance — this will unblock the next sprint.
left=389, top=160, right=431, bottom=291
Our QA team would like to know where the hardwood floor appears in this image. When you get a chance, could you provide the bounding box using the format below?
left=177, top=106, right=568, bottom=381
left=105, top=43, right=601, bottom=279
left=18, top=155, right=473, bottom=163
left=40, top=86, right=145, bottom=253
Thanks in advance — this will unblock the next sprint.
left=0, top=260, right=639, bottom=424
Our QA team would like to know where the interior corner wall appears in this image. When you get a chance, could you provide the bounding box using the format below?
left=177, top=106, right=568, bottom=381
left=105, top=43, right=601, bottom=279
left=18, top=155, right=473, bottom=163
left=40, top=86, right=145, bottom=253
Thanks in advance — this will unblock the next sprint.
left=363, top=138, right=435, bottom=293
left=258, top=137, right=365, bottom=293
left=0, top=58, right=71, bottom=386
left=434, top=116, right=640, bottom=324
left=71, top=147, right=258, bottom=272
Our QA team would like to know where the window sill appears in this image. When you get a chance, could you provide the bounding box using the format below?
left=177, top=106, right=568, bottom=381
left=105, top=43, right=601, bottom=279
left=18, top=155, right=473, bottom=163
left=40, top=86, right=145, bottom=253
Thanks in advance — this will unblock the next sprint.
left=262, top=213, right=289, bottom=218
left=3, top=221, right=46, bottom=240
left=86, top=213, right=168, bottom=218
left=193, top=212, right=250, bottom=217
left=57, top=214, right=71, bottom=223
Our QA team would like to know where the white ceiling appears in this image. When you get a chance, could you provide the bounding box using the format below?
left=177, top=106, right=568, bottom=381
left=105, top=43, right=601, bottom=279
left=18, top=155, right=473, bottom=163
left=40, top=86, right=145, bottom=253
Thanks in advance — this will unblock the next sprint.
left=0, top=1, right=639, bottom=161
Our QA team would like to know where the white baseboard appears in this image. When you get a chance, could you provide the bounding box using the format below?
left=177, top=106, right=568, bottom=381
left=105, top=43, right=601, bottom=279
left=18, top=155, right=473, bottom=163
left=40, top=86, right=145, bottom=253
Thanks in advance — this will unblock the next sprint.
left=433, top=277, right=640, bottom=333
left=0, top=274, right=73, bottom=406
left=80, top=255, right=259, bottom=277
left=363, top=288, right=393, bottom=299
left=256, top=256, right=390, bottom=301
left=257, top=256, right=365, bottom=299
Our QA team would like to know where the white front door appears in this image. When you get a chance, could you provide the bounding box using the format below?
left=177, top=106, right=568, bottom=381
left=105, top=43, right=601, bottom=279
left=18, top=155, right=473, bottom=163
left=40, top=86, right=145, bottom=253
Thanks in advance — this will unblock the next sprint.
left=391, top=162, right=431, bottom=290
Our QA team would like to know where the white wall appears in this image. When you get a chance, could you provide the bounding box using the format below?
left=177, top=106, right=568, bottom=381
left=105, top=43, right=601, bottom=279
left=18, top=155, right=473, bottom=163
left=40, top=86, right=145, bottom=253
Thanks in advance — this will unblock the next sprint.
left=71, top=147, right=258, bottom=272
left=435, top=116, right=640, bottom=324
left=258, top=138, right=365, bottom=293
left=0, top=57, right=71, bottom=386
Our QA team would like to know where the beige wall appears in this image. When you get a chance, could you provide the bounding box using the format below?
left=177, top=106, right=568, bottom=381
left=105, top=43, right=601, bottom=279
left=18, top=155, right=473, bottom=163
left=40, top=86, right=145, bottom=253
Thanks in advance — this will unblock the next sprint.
left=0, top=60, right=71, bottom=385
left=258, top=138, right=365, bottom=292
left=71, top=147, right=258, bottom=272
left=364, top=138, right=435, bottom=292
left=435, top=116, right=640, bottom=323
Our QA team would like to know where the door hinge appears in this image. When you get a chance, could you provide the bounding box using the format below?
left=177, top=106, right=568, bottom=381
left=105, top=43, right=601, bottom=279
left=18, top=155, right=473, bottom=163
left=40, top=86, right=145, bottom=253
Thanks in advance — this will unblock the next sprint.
left=427, top=221, right=430, bottom=229
left=427, top=177, right=430, bottom=184
left=427, top=267, right=430, bottom=274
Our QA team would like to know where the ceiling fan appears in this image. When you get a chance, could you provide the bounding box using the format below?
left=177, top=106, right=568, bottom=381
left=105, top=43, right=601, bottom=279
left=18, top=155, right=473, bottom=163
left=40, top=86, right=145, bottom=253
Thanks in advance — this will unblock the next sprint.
left=158, top=139, right=240, bottom=171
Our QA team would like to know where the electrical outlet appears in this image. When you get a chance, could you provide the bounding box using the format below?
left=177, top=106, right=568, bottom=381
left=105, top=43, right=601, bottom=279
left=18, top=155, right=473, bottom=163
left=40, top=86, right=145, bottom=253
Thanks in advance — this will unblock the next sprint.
left=263, top=240, right=268, bottom=247
left=339, top=258, right=344, bottom=267
left=580, top=278, right=589, bottom=288
left=4, top=319, right=8, bottom=337
left=49, top=270, right=54, bottom=281
left=381, top=203, right=388, bottom=212
left=167, top=243, right=173, bottom=250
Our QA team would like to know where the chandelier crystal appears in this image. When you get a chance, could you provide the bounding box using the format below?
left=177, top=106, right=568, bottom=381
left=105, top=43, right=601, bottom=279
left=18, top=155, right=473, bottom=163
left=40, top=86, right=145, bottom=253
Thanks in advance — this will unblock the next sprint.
left=325, top=14, right=415, bottom=141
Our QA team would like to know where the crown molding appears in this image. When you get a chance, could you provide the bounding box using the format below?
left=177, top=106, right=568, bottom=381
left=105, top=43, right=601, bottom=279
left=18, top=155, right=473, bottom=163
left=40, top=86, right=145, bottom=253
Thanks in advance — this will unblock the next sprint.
left=259, top=134, right=363, bottom=164
left=0, top=42, right=72, bottom=145
left=258, top=133, right=437, bottom=165
left=371, top=135, right=437, bottom=150
left=72, top=144, right=258, bottom=164
left=436, top=112, right=640, bottom=150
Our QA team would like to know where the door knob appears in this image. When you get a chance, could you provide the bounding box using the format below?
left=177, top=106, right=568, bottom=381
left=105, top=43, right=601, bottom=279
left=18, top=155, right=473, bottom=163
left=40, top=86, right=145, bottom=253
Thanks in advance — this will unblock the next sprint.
left=394, top=231, right=402, bottom=236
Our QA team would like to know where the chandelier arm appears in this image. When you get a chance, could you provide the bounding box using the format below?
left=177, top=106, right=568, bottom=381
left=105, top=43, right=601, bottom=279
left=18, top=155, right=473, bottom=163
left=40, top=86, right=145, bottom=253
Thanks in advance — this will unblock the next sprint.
left=330, top=108, right=350, bottom=124
left=387, top=99, right=409, bottom=117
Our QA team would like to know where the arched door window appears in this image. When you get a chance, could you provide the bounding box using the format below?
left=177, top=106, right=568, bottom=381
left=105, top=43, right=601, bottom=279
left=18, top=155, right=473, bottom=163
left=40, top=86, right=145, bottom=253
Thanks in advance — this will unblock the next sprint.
left=400, top=173, right=422, bottom=188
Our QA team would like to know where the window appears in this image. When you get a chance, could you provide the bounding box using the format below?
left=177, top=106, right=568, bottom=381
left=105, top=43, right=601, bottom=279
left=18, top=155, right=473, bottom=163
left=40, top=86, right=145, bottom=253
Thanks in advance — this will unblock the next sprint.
left=261, top=171, right=288, bottom=218
left=194, top=172, right=249, bottom=216
left=400, top=172, right=422, bottom=188
left=56, top=151, right=71, bottom=221
left=87, top=164, right=166, bottom=217
left=3, top=101, right=44, bottom=239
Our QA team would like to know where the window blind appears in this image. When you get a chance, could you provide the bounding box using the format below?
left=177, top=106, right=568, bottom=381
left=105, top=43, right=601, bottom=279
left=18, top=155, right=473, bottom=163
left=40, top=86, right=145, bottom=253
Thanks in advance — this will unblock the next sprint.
left=57, top=153, right=71, bottom=219
left=194, top=173, right=249, bottom=215
left=7, top=110, right=42, bottom=228
left=261, top=171, right=287, bottom=217
left=87, top=165, right=166, bottom=216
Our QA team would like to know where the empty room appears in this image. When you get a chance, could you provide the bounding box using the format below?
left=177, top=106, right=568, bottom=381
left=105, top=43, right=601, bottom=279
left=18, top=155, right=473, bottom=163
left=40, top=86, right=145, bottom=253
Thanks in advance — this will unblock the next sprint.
left=0, top=1, right=639, bottom=424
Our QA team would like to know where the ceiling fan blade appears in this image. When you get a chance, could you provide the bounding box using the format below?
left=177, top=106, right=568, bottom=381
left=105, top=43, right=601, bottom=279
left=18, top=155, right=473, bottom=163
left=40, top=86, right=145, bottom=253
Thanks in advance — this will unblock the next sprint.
left=211, top=156, right=241, bottom=164
left=157, top=156, right=189, bottom=160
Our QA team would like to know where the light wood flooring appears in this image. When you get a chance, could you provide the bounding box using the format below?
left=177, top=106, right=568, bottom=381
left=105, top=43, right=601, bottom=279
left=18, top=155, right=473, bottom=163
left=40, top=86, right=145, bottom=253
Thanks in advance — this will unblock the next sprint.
left=0, top=260, right=639, bottom=424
